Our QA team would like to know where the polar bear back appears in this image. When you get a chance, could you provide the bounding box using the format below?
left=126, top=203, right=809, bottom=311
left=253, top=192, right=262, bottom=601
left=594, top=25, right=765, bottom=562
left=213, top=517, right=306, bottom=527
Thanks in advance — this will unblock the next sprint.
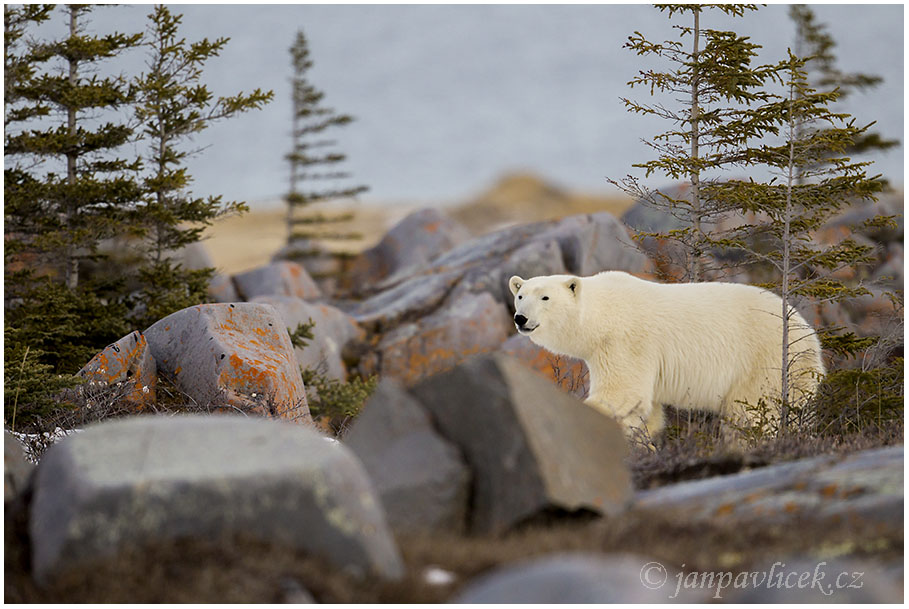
left=576, top=271, right=823, bottom=412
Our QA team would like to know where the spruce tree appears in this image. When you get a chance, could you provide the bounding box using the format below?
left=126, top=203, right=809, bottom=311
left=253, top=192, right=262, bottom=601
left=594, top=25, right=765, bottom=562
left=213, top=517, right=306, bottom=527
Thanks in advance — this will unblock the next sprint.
left=715, top=52, right=885, bottom=431
left=4, top=4, right=54, bottom=288
left=4, top=5, right=142, bottom=425
left=789, top=5, right=899, bottom=159
left=4, top=5, right=54, bottom=123
left=609, top=4, right=781, bottom=282
left=285, top=30, right=366, bottom=262
left=131, top=4, right=273, bottom=327
left=6, top=4, right=143, bottom=290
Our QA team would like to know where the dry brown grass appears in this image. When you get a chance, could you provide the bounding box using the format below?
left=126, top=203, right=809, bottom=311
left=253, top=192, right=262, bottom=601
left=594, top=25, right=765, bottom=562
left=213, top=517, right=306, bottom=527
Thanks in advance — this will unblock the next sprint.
left=202, top=173, right=637, bottom=275
left=201, top=201, right=420, bottom=275
left=449, top=172, right=636, bottom=234
left=629, top=414, right=903, bottom=490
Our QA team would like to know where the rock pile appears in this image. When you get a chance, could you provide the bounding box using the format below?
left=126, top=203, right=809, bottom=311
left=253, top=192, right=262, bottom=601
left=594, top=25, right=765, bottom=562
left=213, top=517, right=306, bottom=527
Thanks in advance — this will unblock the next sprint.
left=343, top=208, right=651, bottom=385
left=345, top=354, right=633, bottom=536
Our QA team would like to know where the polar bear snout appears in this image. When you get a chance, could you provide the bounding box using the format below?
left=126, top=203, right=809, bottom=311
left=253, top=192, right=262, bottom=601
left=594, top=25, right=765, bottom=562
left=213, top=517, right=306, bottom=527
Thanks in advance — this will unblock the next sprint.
left=513, top=313, right=537, bottom=333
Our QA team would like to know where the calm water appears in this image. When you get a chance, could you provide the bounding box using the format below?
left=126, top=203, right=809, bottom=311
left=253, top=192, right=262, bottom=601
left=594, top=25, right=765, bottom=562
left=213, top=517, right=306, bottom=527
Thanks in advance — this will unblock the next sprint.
left=25, top=4, right=906, bottom=207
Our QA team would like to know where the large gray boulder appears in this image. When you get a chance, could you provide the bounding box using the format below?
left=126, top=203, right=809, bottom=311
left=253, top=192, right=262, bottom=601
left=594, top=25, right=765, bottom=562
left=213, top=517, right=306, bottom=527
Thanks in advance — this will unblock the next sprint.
left=453, top=239, right=567, bottom=307
left=424, top=222, right=550, bottom=277
left=635, top=445, right=903, bottom=527
left=251, top=295, right=365, bottom=381
left=346, top=208, right=471, bottom=288
left=144, top=303, right=310, bottom=422
left=348, top=212, right=649, bottom=384
left=170, top=240, right=215, bottom=271
left=343, top=379, right=470, bottom=535
left=5, top=431, right=34, bottom=503
left=233, top=261, right=322, bottom=301
left=207, top=273, right=239, bottom=303
left=540, top=212, right=650, bottom=277
left=410, top=354, right=632, bottom=535
left=29, top=415, right=404, bottom=584
left=453, top=553, right=706, bottom=603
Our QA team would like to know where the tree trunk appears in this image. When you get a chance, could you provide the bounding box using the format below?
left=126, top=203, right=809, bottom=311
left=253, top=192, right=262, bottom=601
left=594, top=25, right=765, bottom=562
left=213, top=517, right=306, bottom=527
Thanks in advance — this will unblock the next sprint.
left=779, top=74, right=797, bottom=434
left=689, top=9, right=702, bottom=282
left=65, top=5, right=79, bottom=289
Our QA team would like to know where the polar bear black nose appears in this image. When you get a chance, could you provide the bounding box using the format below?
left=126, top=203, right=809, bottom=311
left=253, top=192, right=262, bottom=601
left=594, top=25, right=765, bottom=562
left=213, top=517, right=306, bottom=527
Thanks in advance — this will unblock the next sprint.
left=514, top=314, right=528, bottom=327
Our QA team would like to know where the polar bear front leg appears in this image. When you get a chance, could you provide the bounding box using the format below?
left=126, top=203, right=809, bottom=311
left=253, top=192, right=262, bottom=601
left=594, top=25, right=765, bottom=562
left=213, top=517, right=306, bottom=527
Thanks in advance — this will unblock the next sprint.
left=584, top=385, right=656, bottom=441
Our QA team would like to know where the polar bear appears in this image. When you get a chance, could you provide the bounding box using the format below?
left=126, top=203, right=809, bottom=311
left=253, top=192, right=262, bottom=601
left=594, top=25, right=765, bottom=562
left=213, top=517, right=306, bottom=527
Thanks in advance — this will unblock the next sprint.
left=509, top=271, right=825, bottom=442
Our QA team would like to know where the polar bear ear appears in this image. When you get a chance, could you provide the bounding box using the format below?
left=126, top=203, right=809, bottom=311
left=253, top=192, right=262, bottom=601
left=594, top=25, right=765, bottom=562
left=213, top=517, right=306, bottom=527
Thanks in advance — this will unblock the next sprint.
left=565, top=277, right=580, bottom=297
left=508, top=275, right=524, bottom=296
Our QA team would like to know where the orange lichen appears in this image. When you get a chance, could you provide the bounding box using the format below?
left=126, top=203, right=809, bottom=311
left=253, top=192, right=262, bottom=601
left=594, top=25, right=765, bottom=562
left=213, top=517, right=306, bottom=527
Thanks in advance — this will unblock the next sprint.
left=714, top=503, right=735, bottom=517
left=81, top=333, right=156, bottom=410
left=820, top=484, right=839, bottom=498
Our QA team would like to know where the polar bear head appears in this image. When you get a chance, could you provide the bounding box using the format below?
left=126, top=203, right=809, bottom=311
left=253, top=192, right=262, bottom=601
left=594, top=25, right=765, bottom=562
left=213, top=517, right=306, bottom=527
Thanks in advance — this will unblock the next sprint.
left=508, top=274, right=582, bottom=357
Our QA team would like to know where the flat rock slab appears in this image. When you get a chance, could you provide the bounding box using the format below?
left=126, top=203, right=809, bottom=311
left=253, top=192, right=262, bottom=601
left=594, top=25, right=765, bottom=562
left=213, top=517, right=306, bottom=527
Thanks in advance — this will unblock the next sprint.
left=453, top=552, right=706, bottom=603
left=344, top=379, right=470, bottom=535
left=426, top=222, right=551, bottom=276
left=252, top=295, right=365, bottom=381
left=233, top=261, right=322, bottom=301
left=411, top=354, right=632, bottom=535
left=350, top=270, right=462, bottom=333
left=29, top=415, right=404, bottom=584
left=78, top=331, right=157, bottom=408
left=635, top=446, right=904, bottom=526
left=144, top=303, right=310, bottom=422
left=540, top=212, right=651, bottom=276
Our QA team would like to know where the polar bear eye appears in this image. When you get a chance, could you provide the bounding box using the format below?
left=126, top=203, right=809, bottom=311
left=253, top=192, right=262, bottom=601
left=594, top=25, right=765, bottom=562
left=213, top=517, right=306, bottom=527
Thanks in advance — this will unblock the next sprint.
left=517, top=295, right=523, bottom=300
left=542, top=296, right=549, bottom=301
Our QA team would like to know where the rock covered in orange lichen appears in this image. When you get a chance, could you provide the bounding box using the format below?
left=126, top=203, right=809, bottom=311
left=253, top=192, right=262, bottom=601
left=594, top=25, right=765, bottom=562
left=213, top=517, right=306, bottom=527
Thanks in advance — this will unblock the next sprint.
left=144, top=303, right=310, bottom=423
left=251, top=295, right=365, bottom=382
left=497, top=333, right=589, bottom=399
left=362, top=292, right=511, bottom=386
left=233, top=261, right=322, bottom=301
left=78, top=331, right=157, bottom=409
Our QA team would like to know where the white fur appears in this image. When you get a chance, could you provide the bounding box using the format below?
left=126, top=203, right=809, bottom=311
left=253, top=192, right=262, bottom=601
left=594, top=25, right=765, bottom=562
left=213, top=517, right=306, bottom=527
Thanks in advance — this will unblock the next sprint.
left=509, top=271, right=825, bottom=440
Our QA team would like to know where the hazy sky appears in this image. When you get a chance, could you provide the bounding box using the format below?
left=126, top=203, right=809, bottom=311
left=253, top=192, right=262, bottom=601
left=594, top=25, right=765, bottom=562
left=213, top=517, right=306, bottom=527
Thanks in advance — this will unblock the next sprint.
left=26, top=4, right=906, bottom=208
